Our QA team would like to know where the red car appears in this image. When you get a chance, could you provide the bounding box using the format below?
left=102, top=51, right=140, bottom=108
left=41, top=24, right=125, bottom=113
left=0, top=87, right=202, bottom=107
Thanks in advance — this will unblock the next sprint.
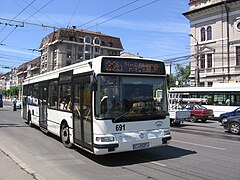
left=183, top=104, right=214, bottom=122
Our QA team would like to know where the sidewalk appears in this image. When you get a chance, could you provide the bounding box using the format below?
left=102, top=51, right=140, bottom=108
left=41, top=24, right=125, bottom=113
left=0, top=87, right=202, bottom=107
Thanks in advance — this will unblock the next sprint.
left=0, top=148, right=34, bottom=180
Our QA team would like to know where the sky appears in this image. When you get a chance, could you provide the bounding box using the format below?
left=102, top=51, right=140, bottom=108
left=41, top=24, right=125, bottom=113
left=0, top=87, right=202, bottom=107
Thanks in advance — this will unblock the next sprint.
left=0, top=0, right=190, bottom=73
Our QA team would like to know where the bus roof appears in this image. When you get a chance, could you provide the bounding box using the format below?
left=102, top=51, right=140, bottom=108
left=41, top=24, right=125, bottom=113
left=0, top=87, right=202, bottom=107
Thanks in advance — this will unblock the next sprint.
left=23, top=56, right=165, bottom=85
left=170, top=83, right=240, bottom=93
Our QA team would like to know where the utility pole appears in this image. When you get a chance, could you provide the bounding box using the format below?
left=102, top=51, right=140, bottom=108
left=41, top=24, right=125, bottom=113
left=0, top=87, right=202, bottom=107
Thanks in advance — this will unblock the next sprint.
left=224, top=1, right=231, bottom=82
left=189, top=34, right=200, bottom=87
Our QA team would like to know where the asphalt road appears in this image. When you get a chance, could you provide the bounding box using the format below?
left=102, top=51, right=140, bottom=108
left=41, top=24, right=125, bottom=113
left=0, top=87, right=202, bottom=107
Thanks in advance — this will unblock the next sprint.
left=0, top=103, right=239, bottom=180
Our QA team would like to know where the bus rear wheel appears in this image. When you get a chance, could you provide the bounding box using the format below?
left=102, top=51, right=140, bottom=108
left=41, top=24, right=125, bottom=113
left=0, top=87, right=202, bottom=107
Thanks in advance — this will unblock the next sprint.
left=61, top=124, right=73, bottom=148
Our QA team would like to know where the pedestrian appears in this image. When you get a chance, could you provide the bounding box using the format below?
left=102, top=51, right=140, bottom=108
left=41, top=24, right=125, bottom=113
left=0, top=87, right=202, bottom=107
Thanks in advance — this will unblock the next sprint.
left=13, top=96, right=17, bottom=111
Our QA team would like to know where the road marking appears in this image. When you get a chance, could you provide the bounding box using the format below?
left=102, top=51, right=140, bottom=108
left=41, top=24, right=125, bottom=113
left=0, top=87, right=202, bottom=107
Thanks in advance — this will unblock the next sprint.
left=138, top=157, right=167, bottom=167
left=150, top=161, right=167, bottom=167
left=173, top=140, right=226, bottom=150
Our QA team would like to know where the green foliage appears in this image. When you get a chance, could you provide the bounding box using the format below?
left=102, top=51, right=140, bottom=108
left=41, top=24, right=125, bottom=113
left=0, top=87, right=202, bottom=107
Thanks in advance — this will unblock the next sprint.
left=169, top=64, right=190, bottom=87
left=168, top=73, right=177, bottom=88
left=1, top=86, right=19, bottom=98
left=10, top=86, right=19, bottom=96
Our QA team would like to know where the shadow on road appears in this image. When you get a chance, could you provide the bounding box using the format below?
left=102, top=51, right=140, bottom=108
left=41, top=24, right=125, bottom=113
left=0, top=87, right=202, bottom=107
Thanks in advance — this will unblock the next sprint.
left=74, top=145, right=196, bottom=167
left=0, top=123, right=28, bottom=128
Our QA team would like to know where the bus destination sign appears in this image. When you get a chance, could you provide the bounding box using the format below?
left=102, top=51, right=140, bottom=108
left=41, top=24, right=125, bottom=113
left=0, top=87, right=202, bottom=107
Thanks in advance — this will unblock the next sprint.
left=101, top=58, right=165, bottom=75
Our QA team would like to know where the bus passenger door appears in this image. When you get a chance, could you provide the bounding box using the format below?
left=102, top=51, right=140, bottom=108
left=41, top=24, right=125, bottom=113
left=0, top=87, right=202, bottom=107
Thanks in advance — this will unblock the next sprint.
left=22, top=86, right=28, bottom=120
left=39, top=85, right=48, bottom=131
left=73, top=76, right=93, bottom=151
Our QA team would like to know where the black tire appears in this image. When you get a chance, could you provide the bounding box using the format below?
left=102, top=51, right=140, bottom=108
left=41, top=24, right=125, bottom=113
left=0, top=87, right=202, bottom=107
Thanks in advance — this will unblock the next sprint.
left=61, top=124, right=73, bottom=148
left=191, top=115, right=198, bottom=122
left=28, top=112, right=33, bottom=127
left=201, top=118, right=207, bottom=123
left=173, top=121, right=181, bottom=125
left=229, top=122, right=240, bottom=134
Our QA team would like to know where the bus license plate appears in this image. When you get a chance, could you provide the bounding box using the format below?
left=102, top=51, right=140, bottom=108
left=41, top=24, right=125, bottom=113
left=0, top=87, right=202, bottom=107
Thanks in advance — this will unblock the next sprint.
left=133, top=142, right=150, bottom=150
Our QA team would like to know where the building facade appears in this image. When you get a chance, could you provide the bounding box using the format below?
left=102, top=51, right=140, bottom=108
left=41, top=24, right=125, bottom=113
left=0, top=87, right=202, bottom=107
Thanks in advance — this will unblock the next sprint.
left=39, top=27, right=123, bottom=74
left=183, top=0, right=240, bottom=86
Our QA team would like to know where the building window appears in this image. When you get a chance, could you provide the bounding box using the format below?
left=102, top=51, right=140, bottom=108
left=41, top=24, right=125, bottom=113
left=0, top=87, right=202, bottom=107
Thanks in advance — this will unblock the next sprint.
left=95, top=47, right=100, bottom=53
left=201, top=27, right=205, bottom=41
left=54, top=50, right=57, bottom=59
left=66, top=60, right=71, bottom=66
left=200, top=54, right=205, bottom=69
left=208, top=82, right=213, bottom=87
left=85, top=46, right=90, bottom=52
left=85, top=54, right=90, bottom=60
left=78, top=54, right=82, bottom=60
left=94, top=37, right=100, bottom=45
left=85, top=36, right=91, bottom=44
left=67, top=44, right=72, bottom=50
left=207, top=54, right=212, bottom=68
left=108, top=42, right=113, bottom=47
left=235, top=20, right=240, bottom=32
left=207, top=26, right=212, bottom=40
left=237, top=46, right=240, bottom=66
left=78, top=46, right=83, bottom=52
left=78, top=37, right=84, bottom=43
left=67, top=52, right=72, bottom=59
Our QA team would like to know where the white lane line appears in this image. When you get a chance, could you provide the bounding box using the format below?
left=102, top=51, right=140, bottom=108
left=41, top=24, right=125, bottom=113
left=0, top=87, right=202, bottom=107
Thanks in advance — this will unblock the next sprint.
left=138, top=157, right=167, bottom=167
left=150, top=161, right=167, bottom=167
left=172, top=140, right=226, bottom=150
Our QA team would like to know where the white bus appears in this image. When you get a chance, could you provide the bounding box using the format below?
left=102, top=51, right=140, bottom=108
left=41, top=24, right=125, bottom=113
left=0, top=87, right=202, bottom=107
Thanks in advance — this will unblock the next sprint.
left=21, top=56, right=171, bottom=155
left=170, top=83, right=240, bottom=117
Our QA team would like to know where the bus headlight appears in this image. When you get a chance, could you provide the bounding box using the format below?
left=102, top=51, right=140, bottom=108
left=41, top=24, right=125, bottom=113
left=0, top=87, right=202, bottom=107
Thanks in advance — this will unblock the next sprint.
left=96, top=136, right=115, bottom=142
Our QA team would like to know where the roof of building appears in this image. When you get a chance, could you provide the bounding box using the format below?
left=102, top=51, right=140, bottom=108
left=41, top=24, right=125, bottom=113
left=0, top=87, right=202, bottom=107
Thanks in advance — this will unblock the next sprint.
left=183, top=0, right=240, bottom=17
left=16, top=57, right=40, bottom=73
left=39, top=28, right=123, bottom=50
left=120, top=52, right=142, bottom=58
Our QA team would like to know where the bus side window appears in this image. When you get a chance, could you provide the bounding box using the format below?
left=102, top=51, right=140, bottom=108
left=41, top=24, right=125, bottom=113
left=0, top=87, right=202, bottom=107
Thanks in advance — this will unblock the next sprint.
left=58, top=84, right=71, bottom=111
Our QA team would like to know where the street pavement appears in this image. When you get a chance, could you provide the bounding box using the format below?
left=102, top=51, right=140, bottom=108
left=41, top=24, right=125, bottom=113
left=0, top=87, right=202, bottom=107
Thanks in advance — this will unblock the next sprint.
left=0, top=146, right=34, bottom=180
left=0, top=106, right=34, bottom=180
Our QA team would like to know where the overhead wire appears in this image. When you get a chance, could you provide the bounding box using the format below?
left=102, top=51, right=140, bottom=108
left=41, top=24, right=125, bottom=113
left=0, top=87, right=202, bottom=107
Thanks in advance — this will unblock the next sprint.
left=21, top=0, right=63, bottom=27
left=67, top=0, right=81, bottom=28
left=0, top=0, right=37, bottom=33
left=77, top=0, right=141, bottom=28
left=12, top=0, right=43, bottom=25
left=0, top=0, right=54, bottom=44
left=85, top=0, right=160, bottom=30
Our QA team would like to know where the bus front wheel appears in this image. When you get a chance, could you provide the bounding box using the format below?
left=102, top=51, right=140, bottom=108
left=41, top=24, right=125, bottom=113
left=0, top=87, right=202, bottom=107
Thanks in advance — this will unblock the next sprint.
left=61, top=124, right=73, bottom=148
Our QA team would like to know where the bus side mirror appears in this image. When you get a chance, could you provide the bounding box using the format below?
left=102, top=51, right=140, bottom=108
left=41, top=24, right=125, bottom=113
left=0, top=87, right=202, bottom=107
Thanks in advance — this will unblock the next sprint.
left=90, top=73, right=97, bottom=91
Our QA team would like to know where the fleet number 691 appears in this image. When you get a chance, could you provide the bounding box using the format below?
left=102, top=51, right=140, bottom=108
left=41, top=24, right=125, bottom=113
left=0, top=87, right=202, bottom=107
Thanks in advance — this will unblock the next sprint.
left=115, top=124, right=126, bottom=131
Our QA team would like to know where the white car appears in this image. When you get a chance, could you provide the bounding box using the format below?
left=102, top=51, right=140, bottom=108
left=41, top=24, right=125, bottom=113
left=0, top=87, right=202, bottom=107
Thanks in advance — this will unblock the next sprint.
left=13, top=101, right=22, bottom=109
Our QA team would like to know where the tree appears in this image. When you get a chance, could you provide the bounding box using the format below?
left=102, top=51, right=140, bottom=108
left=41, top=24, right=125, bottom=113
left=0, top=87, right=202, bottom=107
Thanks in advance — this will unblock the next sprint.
left=174, top=64, right=190, bottom=87
left=168, top=64, right=190, bottom=88
left=10, top=86, right=19, bottom=97
left=168, top=73, right=177, bottom=88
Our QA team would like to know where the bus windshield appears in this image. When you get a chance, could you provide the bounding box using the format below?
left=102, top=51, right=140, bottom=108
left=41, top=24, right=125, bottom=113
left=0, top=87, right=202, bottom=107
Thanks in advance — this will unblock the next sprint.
left=95, top=75, right=168, bottom=122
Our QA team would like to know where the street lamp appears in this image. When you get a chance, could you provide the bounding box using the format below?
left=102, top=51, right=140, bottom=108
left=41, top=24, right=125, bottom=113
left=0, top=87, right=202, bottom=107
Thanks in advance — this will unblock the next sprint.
left=189, top=34, right=200, bottom=87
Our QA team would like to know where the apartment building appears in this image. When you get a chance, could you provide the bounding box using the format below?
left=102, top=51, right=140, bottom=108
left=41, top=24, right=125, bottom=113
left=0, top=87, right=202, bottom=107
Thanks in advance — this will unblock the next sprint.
left=183, top=0, right=240, bottom=86
left=39, top=27, right=123, bottom=74
left=0, top=69, right=18, bottom=90
left=16, top=57, right=40, bottom=88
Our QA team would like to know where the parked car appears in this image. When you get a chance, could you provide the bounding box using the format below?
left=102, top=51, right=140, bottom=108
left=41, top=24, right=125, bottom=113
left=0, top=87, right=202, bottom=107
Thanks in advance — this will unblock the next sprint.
left=222, top=116, right=240, bottom=134
left=13, top=101, right=22, bottom=109
left=16, top=101, right=22, bottom=109
left=183, top=104, right=214, bottom=122
left=219, top=107, right=240, bottom=124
